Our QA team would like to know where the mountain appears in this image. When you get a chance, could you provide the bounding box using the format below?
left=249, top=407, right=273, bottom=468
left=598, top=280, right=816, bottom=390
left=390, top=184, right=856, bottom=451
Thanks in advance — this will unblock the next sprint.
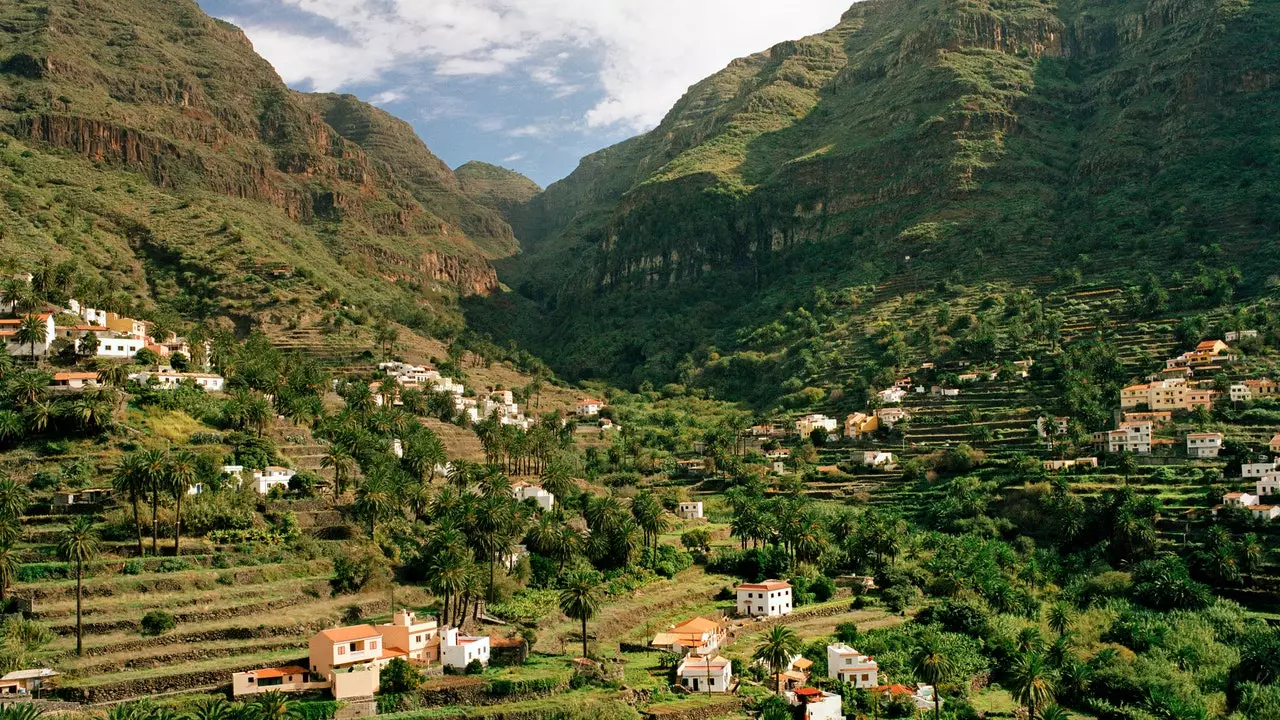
left=476, top=0, right=1280, bottom=394
left=0, top=0, right=514, bottom=331
left=455, top=161, right=543, bottom=218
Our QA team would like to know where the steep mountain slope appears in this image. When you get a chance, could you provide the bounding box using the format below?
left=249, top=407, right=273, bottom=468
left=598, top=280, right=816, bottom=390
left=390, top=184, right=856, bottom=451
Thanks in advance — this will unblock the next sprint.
left=0, top=0, right=513, bottom=329
left=455, top=161, right=542, bottom=218
left=478, top=0, right=1280, bottom=391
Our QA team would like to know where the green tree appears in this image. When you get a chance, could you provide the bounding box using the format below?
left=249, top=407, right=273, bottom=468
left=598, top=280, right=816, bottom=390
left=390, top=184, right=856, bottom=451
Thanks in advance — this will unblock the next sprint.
left=753, top=625, right=803, bottom=693
left=913, top=632, right=953, bottom=720
left=1047, top=603, right=1074, bottom=639
left=14, top=315, right=46, bottom=362
left=380, top=657, right=422, bottom=693
left=112, top=452, right=147, bottom=557
left=0, top=542, right=17, bottom=600
left=249, top=691, right=300, bottom=720
left=57, top=516, right=99, bottom=656
left=1009, top=653, right=1056, bottom=719
left=559, top=570, right=602, bottom=659
left=167, top=450, right=197, bottom=555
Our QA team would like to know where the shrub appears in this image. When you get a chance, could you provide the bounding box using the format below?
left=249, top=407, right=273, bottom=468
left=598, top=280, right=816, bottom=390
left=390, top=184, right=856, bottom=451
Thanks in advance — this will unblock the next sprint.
left=379, top=658, right=422, bottom=694
left=120, top=559, right=144, bottom=576
left=156, top=558, right=193, bottom=573
left=140, top=611, right=177, bottom=636
left=465, top=659, right=484, bottom=675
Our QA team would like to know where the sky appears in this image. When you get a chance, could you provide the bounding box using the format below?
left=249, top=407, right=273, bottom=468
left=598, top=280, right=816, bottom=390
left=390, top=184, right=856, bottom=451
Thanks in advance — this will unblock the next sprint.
left=194, top=0, right=855, bottom=187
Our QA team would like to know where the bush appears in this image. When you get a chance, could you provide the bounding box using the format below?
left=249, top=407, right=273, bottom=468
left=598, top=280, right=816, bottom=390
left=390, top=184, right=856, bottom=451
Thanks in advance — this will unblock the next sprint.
left=140, top=611, right=177, bottom=636
left=120, top=559, right=144, bottom=576
left=379, top=658, right=422, bottom=693
left=156, top=558, right=193, bottom=573
left=465, top=659, right=484, bottom=675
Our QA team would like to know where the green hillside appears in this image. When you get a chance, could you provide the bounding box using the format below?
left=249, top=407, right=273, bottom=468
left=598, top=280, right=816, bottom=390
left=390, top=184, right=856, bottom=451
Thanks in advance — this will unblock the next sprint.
left=455, top=161, right=543, bottom=218
left=0, top=0, right=513, bottom=331
left=476, top=0, right=1280, bottom=396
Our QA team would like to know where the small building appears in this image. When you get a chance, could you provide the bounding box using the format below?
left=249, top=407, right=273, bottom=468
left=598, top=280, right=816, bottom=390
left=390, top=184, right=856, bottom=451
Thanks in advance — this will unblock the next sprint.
left=1120, top=379, right=1217, bottom=412
left=1092, top=421, right=1152, bottom=454
left=677, top=501, right=704, bottom=520
left=307, top=625, right=384, bottom=698
left=0, top=314, right=55, bottom=357
left=1122, top=411, right=1173, bottom=426
left=50, top=371, right=102, bottom=390
left=1187, top=433, right=1225, bottom=459
left=796, top=414, right=838, bottom=439
left=876, top=407, right=910, bottom=428
left=512, top=482, right=554, bottom=510
left=1251, top=505, right=1280, bottom=521
left=676, top=655, right=732, bottom=693
left=52, top=488, right=113, bottom=510
left=1270, top=433, right=1280, bottom=455
left=440, top=627, right=490, bottom=669
left=0, top=668, right=58, bottom=698
left=1224, top=492, right=1260, bottom=508
left=857, top=451, right=895, bottom=467
left=827, top=643, right=878, bottom=688
left=1225, top=330, right=1258, bottom=342
left=1257, top=474, right=1280, bottom=497
left=576, top=398, right=605, bottom=417
left=88, top=334, right=148, bottom=359
left=736, top=580, right=792, bottom=617
left=764, top=448, right=791, bottom=461
left=844, top=413, right=879, bottom=439
left=252, top=467, right=296, bottom=494
left=1043, top=457, right=1098, bottom=471
left=1244, top=461, right=1280, bottom=478
left=877, top=387, right=907, bottom=405
left=377, top=609, right=440, bottom=665
left=676, top=459, right=708, bottom=477
left=232, top=666, right=323, bottom=698
left=1230, top=383, right=1252, bottom=403
left=790, top=688, right=842, bottom=720
left=130, top=370, right=226, bottom=393
left=651, top=616, right=726, bottom=656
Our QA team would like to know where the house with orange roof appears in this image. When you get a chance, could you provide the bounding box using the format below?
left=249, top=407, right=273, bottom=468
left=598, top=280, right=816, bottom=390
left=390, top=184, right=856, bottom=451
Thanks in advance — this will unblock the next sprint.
left=377, top=609, right=440, bottom=665
left=576, top=398, right=605, bottom=417
left=1270, top=433, right=1280, bottom=455
left=650, top=617, right=726, bottom=656
left=1121, top=379, right=1217, bottom=412
left=232, top=666, right=328, bottom=698
left=1187, top=432, right=1225, bottom=458
left=788, top=688, right=842, bottom=720
left=307, top=625, right=384, bottom=698
left=676, top=655, right=731, bottom=693
left=844, top=413, right=879, bottom=439
left=49, top=372, right=101, bottom=390
left=736, top=580, right=792, bottom=617
left=0, top=314, right=55, bottom=357
left=439, top=627, right=490, bottom=669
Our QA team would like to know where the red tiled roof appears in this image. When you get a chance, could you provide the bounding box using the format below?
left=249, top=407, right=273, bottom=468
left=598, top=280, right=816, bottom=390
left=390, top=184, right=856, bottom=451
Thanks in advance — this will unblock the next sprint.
left=317, top=625, right=379, bottom=642
left=249, top=666, right=307, bottom=679
left=737, top=580, right=791, bottom=591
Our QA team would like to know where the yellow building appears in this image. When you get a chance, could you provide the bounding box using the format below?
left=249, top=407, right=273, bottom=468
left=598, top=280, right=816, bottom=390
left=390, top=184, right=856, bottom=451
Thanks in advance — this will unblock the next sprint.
left=1120, top=380, right=1216, bottom=411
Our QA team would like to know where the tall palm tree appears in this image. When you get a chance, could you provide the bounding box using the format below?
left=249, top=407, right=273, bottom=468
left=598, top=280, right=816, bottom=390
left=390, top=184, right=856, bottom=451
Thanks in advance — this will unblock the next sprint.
left=57, top=516, right=99, bottom=656
left=559, top=570, right=602, bottom=660
left=1047, top=602, right=1075, bottom=638
left=473, top=494, right=515, bottom=602
left=1009, top=653, right=1056, bottom=720
left=0, top=411, right=22, bottom=445
left=14, top=315, right=47, bottom=362
left=112, top=452, right=147, bottom=557
left=753, top=625, right=802, bottom=693
left=137, top=448, right=168, bottom=555
left=631, top=491, right=667, bottom=566
left=914, top=632, right=954, bottom=720
left=187, top=697, right=234, bottom=720
left=250, top=691, right=300, bottom=720
left=0, top=541, right=17, bottom=600
left=0, top=477, right=30, bottom=521
left=246, top=396, right=272, bottom=438
left=321, top=446, right=355, bottom=499
left=167, top=450, right=197, bottom=555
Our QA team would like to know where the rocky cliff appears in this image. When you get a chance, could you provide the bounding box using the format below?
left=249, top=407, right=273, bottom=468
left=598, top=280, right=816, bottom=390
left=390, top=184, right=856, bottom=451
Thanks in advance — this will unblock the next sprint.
left=0, top=0, right=510, bottom=324
left=479, top=0, right=1280, bottom=385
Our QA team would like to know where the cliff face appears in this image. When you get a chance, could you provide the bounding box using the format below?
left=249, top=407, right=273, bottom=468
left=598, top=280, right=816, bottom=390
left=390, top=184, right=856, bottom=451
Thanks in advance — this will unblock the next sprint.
left=0, top=0, right=511, bottom=324
left=483, top=0, right=1280, bottom=384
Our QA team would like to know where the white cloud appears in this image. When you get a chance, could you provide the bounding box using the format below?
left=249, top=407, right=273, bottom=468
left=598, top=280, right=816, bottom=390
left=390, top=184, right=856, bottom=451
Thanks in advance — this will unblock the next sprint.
left=503, top=153, right=526, bottom=162
left=507, top=124, right=552, bottom=138
left=369, top=90, right=405, bottom=105
left=231, top=0, right=855, bottom=132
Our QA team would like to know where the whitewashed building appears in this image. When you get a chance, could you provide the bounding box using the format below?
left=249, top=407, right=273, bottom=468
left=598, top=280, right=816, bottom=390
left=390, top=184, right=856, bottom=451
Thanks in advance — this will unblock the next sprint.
left=736, top=580, right=792, bottom=617
left=676, top=655, right=731, bottom=693
left=827, top=644, right=878, bottom=688
left=677, top=501, right=704, bottom=519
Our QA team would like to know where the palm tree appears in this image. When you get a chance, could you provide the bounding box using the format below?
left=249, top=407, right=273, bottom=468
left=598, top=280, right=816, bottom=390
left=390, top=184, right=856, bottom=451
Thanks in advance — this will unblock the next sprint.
left=95, top=360, right=133, bottom=388
left=0, top=702, right=46, bottom=720
left=250, top=691, right=300, bottom=720
left=0, top=411, right=22, bottom=445
left=1038, top=706, right=1069, bottom=720
left=167, top=450, right=197, bottom=555
left=753, top=625, right=802, bottom=693
left=1009, top=653, right=1056, bottom=719
left=57, top=516, right=99, bottom=656
left=559, top=570, right=602, bottom=660
left=321, top=446, right=355, bottom=499
left=0, top=542, right=18, bottom=600
left=112, top=452, right=147, bottom=557
left=1047, top=602, right=1074, bottom=638
left=10, top=371, right=50, bottom=407
left=137, top=448, right=168, bottom=555
left=187, top=697, right=234, bottom=720
left=914, top=632, right=954, bottom=720
left=14, top=315, right=47, bottom=362
left=473, top=494, right=515, bottom=602
left=246, top=396, right=272, bottom=438
left=0, top=477, right=30, bottom=520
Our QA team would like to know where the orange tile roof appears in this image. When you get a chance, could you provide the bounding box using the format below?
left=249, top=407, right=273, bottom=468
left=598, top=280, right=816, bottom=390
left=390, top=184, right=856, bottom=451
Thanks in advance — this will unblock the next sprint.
left=380, top=647, right=408, bottom=660
left=737, top=580, right=791, bottom=591
left=794, top=688, right=822, bottom=698
left=317, top=624, right=379, bottom=642
left=672, top=617, right=721, bottom=634
left=52, top=372, right=99, bottom=381
left=249, top=666, right=308, bottom=679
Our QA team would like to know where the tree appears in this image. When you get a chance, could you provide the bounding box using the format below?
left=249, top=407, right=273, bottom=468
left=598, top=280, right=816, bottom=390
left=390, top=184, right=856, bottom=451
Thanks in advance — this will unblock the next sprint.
left=913, top=632, right=953, bottom=720
left=167, top=450, right=197, bottom=555
left=1039, top=707, right=1069, bottom=720
left=559, top=570, right=602, bottom=659
left=1047, top=603, right=1074, bottom=639
left=14, top=315, right=46, bottom=362
left=1009, top=653, right=1055, bottom=719
left=0, top=477, right=30, bottom=521
left=187, top=697, right=234, bottom=720
left=249, top=691, right=299, bottom=720
left=321, top=446, right=355, bottom=499
left=0, top=542, right=17, bottom=600
left=77, top=331, right=99, bottom=360
left=753, top=625, right=803, bottom=693
left=112, top=452, right=147, bottom=557
left=380, top=657, right=422, bottom=693
left=57, top=516, right=99, bottom=656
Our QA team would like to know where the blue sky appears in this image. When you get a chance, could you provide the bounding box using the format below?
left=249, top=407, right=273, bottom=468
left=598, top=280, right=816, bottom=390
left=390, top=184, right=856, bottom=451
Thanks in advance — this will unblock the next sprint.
left=195, top=0, right=855, bottom=187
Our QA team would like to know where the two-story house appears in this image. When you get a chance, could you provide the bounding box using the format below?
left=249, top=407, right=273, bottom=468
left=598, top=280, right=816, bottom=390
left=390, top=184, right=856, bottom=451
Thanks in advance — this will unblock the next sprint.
left=1187, top=432, right=1225, bottom=458
left=827, top=643, right=878, bottom=688
left=677, top=501, right=704, bottom=520
left=736, top=580, right=792, bottom=617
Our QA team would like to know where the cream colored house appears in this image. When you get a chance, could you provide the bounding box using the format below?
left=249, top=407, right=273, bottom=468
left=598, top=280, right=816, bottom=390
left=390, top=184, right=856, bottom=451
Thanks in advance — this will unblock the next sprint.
left=232, top=666, right=329, bottom=698
left=651, top=617, right=726, bottom=656
left=1120, top=379, right=1216, bottom=412
left=1187, top=432, right=1225, bottom=458
left=676, top=655, right=731, bottom=693
left=827, top=643, right=878, bottom=687
left=736, top=580, right=792, bottom=617
left=1092, top=421, right=1152, bottom=454
left=377, top=609, right=440, bottom=664
left=677, top=501, right=704, bottom=519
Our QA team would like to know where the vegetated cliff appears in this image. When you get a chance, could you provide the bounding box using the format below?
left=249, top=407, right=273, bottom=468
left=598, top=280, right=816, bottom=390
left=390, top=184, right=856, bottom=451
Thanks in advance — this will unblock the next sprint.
left=0, top=0, right=506, bottom=325
left=478, top=0, right=1280, bottom=388
left=455, top=161, right=543, bottom=219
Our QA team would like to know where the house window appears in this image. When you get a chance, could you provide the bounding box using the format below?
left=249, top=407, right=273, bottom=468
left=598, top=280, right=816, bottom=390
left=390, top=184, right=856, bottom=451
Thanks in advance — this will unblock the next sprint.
left=708, top=678, right=715, bottom=687
left=337, top=647, right=346, bottom=655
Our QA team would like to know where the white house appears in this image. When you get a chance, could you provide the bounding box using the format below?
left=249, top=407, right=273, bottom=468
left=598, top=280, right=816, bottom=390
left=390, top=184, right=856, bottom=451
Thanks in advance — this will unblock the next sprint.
left=795, top=414, right=838, bottom=439
left=1225, top=330, right=1258, bottom=342
left=0, top=314, right=55, bottom=357
left=676, top=655, right=731, bottom=693
left=1187, top=433, right=1225, bottom=458
left=512, top=482, right=554, bottom=510
left=789, top=688, right=842, bottom=720
left=1230, top=383, right=1252, bottom=402
left=252, top=467, right=295, bottom=494
left=877, top=387, right=907, bottom=404
left=576, top=398, right=605, bottom=417
left=130, top=370, right=226, bottom=392
left=1092, top=421, right=1152, bottom=454
left=677, top=501, right=704, bottom=520
left=827, top=644, right=878, bottom=688
left=89, top=335, right=147, bottom=359
left=876, top=407, right=911, bottom=428
left=1223, top=492, right=1260, bottom=508
left=1257, top=474, right=1280, bottom=497
left=858, top=451, right=895, bottom=467
left=1251, top=505, right=1280, bottom=521
left=736, top=580, right=792, bottom=617
left=1242, top=462, right=1279, bottom=478
left=440, top=628, right=490, bottom=669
